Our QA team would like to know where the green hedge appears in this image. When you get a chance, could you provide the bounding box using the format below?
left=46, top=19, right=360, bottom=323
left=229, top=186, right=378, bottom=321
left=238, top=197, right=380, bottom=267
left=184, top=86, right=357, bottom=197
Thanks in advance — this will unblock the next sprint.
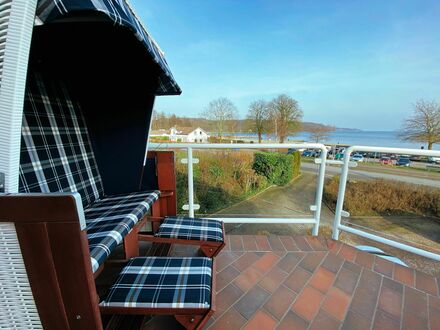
left=252, top=151, right=300, bottom=185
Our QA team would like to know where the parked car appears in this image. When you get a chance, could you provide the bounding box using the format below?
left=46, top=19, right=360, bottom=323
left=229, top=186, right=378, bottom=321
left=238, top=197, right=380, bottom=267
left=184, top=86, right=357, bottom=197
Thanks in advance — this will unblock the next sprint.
left=428, top=156, right=440, bottom=164
left=356, top=246, right=408, bottom=267
left=350, top=153, right=364, bottom=162
left=302, top=150, right=317, bottom=157
left=380, top=156, right=392, bottom=165
left=396, top=157, right=411, bottom=167
left=335, top=153, right=345, bottom=160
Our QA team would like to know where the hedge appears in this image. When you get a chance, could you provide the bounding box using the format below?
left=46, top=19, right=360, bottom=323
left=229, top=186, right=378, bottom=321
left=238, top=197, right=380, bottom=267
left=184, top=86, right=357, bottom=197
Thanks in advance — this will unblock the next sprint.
left=252, top=151, right=300, bottom=185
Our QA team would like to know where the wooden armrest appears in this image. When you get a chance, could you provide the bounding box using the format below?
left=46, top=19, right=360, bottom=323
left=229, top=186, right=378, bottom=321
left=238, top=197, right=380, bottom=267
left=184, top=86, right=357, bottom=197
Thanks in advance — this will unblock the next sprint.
left=159, top=190, right=174, bottom=197
left=146, top=216, right=165, bottom=222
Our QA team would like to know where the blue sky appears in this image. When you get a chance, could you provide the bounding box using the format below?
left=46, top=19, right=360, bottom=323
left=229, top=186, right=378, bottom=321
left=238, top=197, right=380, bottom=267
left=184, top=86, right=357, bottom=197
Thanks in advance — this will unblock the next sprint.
left=131, top=0, right=440, bottom=130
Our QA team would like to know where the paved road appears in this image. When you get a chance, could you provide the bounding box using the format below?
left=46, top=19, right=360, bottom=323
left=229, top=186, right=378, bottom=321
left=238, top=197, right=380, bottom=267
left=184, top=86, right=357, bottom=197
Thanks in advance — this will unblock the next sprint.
left=301, top=162, right=440, bottom=187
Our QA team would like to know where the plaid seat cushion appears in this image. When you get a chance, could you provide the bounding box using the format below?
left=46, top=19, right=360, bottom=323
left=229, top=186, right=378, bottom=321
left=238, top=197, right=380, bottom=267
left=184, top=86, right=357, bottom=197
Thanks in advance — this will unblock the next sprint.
left=19, top=71, right=104, bottom=208
left=86, top=191, right=160, bottom=272
left=100, top=257, right=212, bottom=309
left=155, top=216, right=224, bottom=243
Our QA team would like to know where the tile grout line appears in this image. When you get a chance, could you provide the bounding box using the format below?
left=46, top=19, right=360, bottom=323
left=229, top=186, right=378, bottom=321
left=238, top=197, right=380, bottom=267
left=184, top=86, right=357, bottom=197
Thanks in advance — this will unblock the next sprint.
left=369, top=273, right=384, bottom=330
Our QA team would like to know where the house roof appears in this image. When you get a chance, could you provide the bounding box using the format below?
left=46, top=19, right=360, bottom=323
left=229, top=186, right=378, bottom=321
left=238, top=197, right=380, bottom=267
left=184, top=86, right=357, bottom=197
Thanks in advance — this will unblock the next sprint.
left=172, top=127, right=209, bottom=135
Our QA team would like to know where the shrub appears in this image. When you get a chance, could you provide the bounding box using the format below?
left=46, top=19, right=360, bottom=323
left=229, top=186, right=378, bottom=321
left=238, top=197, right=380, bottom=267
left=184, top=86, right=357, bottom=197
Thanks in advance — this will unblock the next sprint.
left=324, top=176, right=440, bottom=217
left=252, top=151, right=301, bottom=185
left=175, top=150, right=268, bottom=214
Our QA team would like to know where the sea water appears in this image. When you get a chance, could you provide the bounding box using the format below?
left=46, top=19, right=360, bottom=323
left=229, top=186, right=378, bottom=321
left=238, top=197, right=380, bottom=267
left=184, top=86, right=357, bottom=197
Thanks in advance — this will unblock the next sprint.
left=224, top=131, right=439, bottom=150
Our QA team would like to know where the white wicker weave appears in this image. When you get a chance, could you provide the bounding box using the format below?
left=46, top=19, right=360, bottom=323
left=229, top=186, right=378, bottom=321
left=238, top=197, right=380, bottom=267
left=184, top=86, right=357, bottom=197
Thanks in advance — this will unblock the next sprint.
left=0, top=223, right=42, bottom=329
left=0, top=0, right=37, bottom=193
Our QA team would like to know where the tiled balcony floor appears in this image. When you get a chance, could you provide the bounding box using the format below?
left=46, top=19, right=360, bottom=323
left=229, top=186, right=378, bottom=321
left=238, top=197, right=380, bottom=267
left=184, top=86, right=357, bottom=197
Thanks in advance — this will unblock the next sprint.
left=105, top=235, right=440, bottom=329
left=204, top=235, right=440, bottom=330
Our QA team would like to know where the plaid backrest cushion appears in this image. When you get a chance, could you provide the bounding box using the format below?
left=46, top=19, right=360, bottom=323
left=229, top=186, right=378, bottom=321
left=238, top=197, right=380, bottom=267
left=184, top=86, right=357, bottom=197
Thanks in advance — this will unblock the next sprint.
left=18, top=72, right=104, bottom=207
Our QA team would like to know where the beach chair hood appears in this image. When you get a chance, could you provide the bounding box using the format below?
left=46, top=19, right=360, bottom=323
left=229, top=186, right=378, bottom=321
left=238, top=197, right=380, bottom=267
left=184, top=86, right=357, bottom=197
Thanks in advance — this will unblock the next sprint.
left=35, top=0, right=181, bottom=96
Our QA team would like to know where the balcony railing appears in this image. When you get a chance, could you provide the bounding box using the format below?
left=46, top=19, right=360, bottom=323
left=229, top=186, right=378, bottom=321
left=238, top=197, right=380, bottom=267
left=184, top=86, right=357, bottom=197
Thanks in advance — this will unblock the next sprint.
left=333, top=145, right=440, bottom=262
left=149, top=142, right=440, bottom=262
left=150, top=142, right=328, bottom=236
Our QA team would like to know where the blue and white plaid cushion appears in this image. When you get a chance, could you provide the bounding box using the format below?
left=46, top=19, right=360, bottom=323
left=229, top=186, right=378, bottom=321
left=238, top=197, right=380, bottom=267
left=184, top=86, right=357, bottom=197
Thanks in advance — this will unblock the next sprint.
left=100, top=257, right=212, bottom=309
left=155, top=216, right=224, bottom=243
left=19, top=71, right=104, bottom=208
left=86, top=191, right=160, bottom=272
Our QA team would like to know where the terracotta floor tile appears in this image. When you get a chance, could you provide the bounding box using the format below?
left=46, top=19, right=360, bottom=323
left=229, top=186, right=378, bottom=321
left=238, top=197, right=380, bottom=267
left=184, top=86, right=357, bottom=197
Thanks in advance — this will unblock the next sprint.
left=253, top=252, right=280, bottom=274
left=283, top=266, right=311, bottom=293
left=259, top=266, right=288, bottom=293
left=277, top=252, right=304, bottom=273
left=232, top=252, right=260, bottom=272
left=243, top=310, right=277, bottom=330
left=268, top=235, right=285, bottom=251
left=277, top=311, right=308, bottom=330
left=229, top=235, right=244, bottom=251
left=338, top=244, right=357, bottom=262
left=234, top=285, right=270, bottom=320
left=242, top=235, right=258, bottom=251
left=234, top=266, right=263, bottom=292
left=255, top=235, right=271, bottom=251
left=378, top=282, right=402, bottom=320
left=430, top=310, right=440, bottom=330
left=326, top=239, right=343, bottom=254
left=429, top=296, right=440, bottom=330
left=402, top=310, right=428, bottom=330
left=279, top=235, right=300, bottom=251
left=299, top=252, right=326, bottom=273
left=309, top=266, right=335, bottom=293
left=321, top=252, right=344, bottom=274
left=309, top=310, right=340, bottom=330
left=305, top=236, right=326, bottom=251
left=215, top=283, right=244, bottom=317
left=341, top=310, right=372, bottom=330
left=291, top=286, right=324, bottom=321
left=429, top=294, right=440, bottom=311
left=404, top=286, right=428, bottom=320
left=372, top=309, right=400, bottom=330
left=342, top=260, right=362, bottom=275
left=292, top=236, right=313, bottom=251
left=334, top=267, right=360, bottom=295
left=216, top=265, right=240, bottom=292
left=209, top=307, right=247, bottom=330
left=393, top=264, right=414, bottom=286
left=216, top=251, right=239, bottom=271
left=354, top=250, right=374, bottom=269
left=415, top=270, right=439, bottom=296
left=358, top=268, right=382, bottom=289
left=350, top=270, right=382, bottom=319
left=263, top=285, right=297, bottom=320
left=373, top=256, right=393, bottom=278
left=322, top=287, right=351, bottom=321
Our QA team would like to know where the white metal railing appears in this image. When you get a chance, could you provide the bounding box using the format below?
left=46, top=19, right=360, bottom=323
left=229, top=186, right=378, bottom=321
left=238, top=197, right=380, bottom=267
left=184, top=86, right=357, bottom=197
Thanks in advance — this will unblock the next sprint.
left=150, top=142, right=328, bottom=236
left=333, top=146, right=440, bottom=261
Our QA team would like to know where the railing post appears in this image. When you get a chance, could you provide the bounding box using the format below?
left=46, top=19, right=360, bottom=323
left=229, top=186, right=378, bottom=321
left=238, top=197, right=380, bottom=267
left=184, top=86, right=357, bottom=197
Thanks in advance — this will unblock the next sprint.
left=187, top=147, right=195, bottom=217
left=332, top=147, right=353, bottom=240
left=312, top=147, right=327, bottom=236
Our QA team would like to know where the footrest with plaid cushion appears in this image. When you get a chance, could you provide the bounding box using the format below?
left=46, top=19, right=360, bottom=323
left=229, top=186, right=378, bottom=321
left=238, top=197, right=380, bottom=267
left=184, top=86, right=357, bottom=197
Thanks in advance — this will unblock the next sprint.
left=100, top=257, right=215, bottom=330
left=156, top=216, right=223, bottom=242
left=152, top=216, right=225, bottom=257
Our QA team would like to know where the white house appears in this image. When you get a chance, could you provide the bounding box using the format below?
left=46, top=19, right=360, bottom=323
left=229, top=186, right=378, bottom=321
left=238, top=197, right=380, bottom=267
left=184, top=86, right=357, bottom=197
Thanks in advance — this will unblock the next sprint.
left=170, top=127, right=210, bottom=143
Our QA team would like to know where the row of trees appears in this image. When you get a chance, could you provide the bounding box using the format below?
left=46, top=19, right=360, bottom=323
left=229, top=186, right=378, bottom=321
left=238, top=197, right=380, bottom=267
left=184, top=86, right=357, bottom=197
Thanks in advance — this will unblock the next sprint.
left=202, top=94, right=304, bottom=143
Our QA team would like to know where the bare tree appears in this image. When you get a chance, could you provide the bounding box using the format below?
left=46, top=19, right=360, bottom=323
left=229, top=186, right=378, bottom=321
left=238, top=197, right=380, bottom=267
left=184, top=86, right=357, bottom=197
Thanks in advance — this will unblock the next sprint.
left=247, top=100, right=269, bottom=143
left=268, top=94, right=303, bottom=143
left=309, top=125, right=335, bottom=142
left=201, top=97, right=238, bottom=140
left=399, top=100, right=440, bottom=150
